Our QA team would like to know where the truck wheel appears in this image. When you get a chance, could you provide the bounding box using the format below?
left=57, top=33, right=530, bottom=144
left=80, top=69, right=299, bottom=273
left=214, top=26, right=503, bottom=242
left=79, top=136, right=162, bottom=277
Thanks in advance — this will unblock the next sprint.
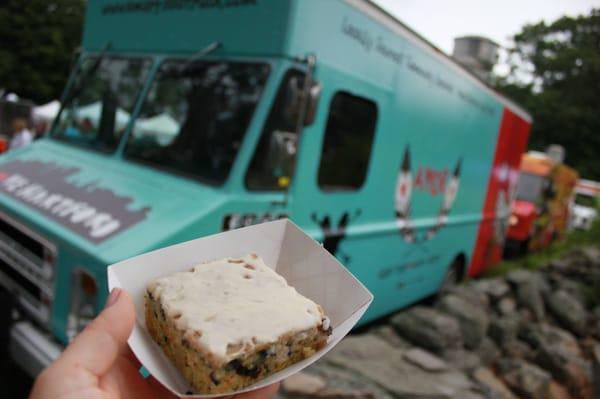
left=438, top=256, right=464, bottom=296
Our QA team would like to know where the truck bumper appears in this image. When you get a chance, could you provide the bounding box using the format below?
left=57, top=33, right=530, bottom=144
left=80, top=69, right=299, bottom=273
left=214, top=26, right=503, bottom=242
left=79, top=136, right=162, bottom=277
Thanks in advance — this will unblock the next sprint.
left=9, top=321, right=63, bottom=378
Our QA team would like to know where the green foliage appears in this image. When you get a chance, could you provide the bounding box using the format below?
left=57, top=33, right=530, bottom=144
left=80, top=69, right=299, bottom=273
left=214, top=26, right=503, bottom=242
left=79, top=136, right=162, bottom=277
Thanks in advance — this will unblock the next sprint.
left=0, top=0, right=85, bottom=103
left=486, top=219, right=600, bottom=277
left=493, top=9, right=600, bottom=180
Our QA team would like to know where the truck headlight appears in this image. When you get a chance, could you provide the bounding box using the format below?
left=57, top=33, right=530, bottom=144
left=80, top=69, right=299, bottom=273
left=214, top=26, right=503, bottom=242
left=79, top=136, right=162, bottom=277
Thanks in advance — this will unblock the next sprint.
left=509, top=215, right=518, bottom=226
left=66, top=268, right=98, bottom=342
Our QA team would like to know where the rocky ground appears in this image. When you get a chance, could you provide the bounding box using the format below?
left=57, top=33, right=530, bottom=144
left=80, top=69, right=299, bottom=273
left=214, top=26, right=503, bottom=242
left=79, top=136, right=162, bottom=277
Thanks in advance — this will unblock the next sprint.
left=277, top=246, right=600, bottom=399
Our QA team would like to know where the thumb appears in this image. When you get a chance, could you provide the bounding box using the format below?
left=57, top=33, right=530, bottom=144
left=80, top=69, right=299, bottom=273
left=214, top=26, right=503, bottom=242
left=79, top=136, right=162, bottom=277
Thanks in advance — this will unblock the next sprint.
left=58, top=288, right=135, bottom=376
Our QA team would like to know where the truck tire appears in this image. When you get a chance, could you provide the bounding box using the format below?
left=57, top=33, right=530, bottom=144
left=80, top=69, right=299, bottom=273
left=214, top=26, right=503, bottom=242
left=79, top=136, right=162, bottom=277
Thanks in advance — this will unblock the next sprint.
left=438, top=255, right=465, bottom=297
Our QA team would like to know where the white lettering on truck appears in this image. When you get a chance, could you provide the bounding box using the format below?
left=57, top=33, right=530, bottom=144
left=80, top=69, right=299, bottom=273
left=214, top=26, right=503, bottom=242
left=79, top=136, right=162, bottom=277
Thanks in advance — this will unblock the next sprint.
left=1, top=174, right=122, bottom=239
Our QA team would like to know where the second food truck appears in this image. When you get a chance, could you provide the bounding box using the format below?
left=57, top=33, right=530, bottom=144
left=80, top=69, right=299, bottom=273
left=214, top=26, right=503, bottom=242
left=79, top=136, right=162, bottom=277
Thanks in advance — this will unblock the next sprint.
left=507, top=149, right=577, bottom=253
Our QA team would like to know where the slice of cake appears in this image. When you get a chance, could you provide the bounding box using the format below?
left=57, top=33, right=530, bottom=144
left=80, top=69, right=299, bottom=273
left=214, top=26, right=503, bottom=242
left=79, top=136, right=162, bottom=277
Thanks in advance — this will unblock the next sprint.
left=145, top=253, right=332, bottom=394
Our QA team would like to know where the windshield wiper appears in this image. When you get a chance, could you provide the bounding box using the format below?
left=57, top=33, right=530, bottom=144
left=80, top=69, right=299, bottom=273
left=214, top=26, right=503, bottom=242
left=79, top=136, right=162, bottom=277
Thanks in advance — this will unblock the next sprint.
left=63, top=42, right=113, bottom=106
left=181, top=41, right=222, bottom=72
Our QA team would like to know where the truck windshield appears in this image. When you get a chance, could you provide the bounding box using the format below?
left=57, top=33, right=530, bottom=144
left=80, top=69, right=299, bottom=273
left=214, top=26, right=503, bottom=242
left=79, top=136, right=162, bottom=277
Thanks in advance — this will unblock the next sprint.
left=53, top=56, right=152, bottom=152
left=124, top=60, right=270, bottom=185
left=515, top=172, right=545, bottom=203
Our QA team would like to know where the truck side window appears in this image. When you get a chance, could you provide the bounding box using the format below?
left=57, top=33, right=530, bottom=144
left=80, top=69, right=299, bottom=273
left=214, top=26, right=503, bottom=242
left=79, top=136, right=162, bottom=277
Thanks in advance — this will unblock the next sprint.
left=318, top=92, right=377, bottom=191
left=245, top=69, right=305, bottom=191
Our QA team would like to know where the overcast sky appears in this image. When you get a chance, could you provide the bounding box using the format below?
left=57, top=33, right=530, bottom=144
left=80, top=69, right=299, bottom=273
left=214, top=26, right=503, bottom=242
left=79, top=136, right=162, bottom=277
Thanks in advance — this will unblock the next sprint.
left=372, top=0, right=599, bottom=54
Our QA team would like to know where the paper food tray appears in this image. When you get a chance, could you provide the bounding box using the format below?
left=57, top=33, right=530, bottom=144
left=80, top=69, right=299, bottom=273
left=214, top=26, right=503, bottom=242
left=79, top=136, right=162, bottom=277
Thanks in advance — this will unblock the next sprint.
left=107, top=219, right=373, bottom=398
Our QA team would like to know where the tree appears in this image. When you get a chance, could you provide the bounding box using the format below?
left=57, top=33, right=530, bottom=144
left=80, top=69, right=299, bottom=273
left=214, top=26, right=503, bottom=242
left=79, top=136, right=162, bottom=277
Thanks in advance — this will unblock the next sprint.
left=494, top=9, right=600, bottom=180
left=0, top=0, right=85, bottom=104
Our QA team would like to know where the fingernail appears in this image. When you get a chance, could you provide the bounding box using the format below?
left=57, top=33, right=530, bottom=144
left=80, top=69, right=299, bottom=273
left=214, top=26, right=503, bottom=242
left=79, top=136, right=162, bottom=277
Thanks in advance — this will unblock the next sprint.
left=106, top=288, right=121, bottom=308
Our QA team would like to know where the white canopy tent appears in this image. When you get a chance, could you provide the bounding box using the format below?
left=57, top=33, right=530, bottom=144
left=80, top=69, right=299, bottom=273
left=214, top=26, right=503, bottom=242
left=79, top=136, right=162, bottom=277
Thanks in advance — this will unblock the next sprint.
left=74, top=101, right=131, bottom=130
left=32, top=100, right=61, bottom=123
left=134, top=113, right=180, bottom=145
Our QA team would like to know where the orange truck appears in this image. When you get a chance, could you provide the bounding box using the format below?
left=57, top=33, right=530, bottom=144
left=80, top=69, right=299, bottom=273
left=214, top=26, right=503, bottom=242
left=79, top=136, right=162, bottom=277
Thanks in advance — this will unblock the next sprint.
left=506, top=149, right=578, bottom=253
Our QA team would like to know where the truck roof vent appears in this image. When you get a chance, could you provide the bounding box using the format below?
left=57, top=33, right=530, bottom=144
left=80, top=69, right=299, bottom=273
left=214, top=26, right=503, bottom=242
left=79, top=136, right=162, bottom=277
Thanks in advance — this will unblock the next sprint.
left=452, top=36, right=499, bottom=83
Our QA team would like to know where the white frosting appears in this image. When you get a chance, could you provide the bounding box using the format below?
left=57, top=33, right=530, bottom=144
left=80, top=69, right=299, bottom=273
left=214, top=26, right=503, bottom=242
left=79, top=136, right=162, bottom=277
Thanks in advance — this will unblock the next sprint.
left=149, top=254, right=325, bottom=364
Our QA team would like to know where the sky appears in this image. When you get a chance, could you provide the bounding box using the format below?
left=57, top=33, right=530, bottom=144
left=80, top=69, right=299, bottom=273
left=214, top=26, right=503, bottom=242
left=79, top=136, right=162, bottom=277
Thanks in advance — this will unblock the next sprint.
left=372, top=0, right=599, bottom=56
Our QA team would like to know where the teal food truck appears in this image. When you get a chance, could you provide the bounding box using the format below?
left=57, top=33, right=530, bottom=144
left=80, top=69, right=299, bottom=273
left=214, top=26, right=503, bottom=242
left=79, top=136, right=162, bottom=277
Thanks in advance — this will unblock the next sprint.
left=0, top=0, right=531, bottom=376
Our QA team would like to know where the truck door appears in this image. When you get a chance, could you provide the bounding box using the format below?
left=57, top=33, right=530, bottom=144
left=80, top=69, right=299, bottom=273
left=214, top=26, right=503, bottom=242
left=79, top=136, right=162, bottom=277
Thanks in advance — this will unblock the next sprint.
left=223, top=67, right=309, bottom=230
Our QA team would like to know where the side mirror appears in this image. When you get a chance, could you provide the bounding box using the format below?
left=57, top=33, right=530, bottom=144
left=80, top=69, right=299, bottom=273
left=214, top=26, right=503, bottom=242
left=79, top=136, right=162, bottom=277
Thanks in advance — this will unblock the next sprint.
left=304, top=82, right=321, bottom=126
left=284, top=76, right=321, bottom=127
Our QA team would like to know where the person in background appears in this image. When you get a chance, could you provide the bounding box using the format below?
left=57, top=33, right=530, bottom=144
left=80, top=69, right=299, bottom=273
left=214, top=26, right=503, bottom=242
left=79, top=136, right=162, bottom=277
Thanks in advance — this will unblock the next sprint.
left=33, top=120, right=50, bottom=139
left=29, top=288, right=280, bottom=399
left=9, top=118, right=34, bottom=150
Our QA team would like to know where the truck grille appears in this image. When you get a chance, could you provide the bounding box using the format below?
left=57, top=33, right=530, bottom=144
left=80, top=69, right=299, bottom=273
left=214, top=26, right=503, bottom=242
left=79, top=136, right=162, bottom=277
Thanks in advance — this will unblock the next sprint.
left=0, top=212, right=56, bottom=323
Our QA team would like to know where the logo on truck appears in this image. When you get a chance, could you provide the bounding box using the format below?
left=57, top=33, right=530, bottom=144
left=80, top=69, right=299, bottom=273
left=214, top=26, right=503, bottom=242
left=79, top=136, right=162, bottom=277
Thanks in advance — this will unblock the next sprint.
left=312, top=210, right=361, bottom=264
left=394, top=146, right=462, bottom=243
left=0, top=160, right=149, bottom=244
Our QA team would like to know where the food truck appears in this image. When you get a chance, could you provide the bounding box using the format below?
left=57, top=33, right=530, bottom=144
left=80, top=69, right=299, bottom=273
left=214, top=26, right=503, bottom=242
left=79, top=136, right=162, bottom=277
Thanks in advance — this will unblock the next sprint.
left=507, top=150, right=578, bottom=253
left=0, top=0, right=531, bottom=376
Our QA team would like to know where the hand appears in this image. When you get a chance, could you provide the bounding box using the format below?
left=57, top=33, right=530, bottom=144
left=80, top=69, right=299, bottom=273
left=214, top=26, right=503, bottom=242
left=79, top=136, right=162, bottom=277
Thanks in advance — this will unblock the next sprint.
left=29, top=288, right=279, bottom=399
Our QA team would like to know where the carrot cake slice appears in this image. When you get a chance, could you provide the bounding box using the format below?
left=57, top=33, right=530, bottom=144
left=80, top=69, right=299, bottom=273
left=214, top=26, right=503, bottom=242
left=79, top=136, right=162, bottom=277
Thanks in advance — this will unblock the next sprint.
left=145, top=253, right=331, bottom=394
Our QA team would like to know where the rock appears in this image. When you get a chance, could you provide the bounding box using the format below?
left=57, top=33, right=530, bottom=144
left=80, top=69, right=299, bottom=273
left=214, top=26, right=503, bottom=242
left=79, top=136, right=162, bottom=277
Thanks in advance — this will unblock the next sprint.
left=558, top=248, right=600, bottom=280
left=438, top=294, right=490, bottom=349
left=371, top=325, right=412, bottom=349
left=449, top=284, right=491, bottom=308
left=551, top=278, right=587, bottom=306
left=535, top=344, right=593, bottom=397
left=426, top=372, right=479, bottom=398
left=548, top=257, right=571, bottom=272
left=546, top=382, right=570, bottom=399
left=560, top=248, right=589, bottom=267
left=579, top=337, right=598, bottom=360
left=325, top=335, right=476, bottom=398
left=500, top=339, right=533, bottom=360
left=536, top=273, right=552, bottom=295
left=475, top=337, right=501, bottom=367
left=545, top=290, right=587, bottom=336
left=496, top=297, right=517, bottom=316
left=313, top=388, right=375, bottom=399
left=444, top=349, right=482, bottom=373
left=498, top=359, right=551, bottom=399
left=579, top=246, right=600, bottom=265
left=518, top=308, right=535, bottom=324
left=391, top=306, right=463, bottom=354
left=326, top=334, right=401, bottom=364
left=593, top=340, right=600, bottom=364
left=518, top=323, right=581, bottom=356
left=489, top=316, right=520, bottom=345
left=471, top=367, right=517, bottom=399
left=403, top=348, right=449, bottom=372
left=301, top=362, right=394, bottom=399
left=472, top=277, right=511, bottom=302
left=515, top=280, right=545, bottom=321
left=505, top=270, right=546, bottom=321
left=592, top=307, right=600, bottom=340
left=506, top=270, right=537, bottom=285
left=459, top=391, right=488, bottom=399
left=593, top=342, right=600, bottom=399
left=282, top=372, right=326, bottom=395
